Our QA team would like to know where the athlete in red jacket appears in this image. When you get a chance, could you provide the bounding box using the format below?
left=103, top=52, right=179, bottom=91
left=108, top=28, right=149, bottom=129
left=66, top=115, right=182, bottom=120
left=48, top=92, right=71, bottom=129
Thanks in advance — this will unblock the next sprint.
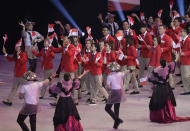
left=2, top=42, right=27, bottom=105
left=33, top=38, right=55, bottom=98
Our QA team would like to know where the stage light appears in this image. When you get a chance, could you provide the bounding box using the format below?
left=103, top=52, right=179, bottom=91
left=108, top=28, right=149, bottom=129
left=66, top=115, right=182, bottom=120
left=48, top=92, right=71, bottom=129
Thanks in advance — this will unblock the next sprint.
left=177, top=0, right=185, bottom=16
left=50, top=0, right=82, bottom=32
left=113, top=0, right=126, bottom=21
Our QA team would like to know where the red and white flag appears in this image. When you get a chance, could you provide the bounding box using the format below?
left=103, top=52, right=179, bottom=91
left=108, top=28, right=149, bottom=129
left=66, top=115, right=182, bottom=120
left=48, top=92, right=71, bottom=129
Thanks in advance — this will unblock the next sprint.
left=140, top=12, right=145, bottom=21
left=169, top=0, right=173, bottom=11
left=127, top=16, right=134, bottom=26
left=87, top=34, right=93, bottom=40
left=53, top=32, right=58, bottom=41
left=149, top=30, right=154, bottom=36
left=86, top=26, right=93, bottom=40
left=86, top=26, right=91, bottom=34
left=118, top=50, right=124, bottom=61
left=3, top=34, right=8, bottom=44
left=15, top=38, right=22, bottom=48
left=60, top=35, right=64, bottom=40
left=140, top=77, right=147, bottom=86
left=95, top=53, right=101, bottom=63
left=48, top=24, right=55, bottom=33
left=68, top=28, right=78, bottom=37
left=115, top=32, right=124, bottom=41
left=173, top=11, right=180, bottom=19
left=136, top=59, right=139, bottom=68
left=87, top=34, right=93, bottom=39
left=48, top=33, right=55, bottom=43
left=31, top=31, right=37, bottom=39
left=158, top=9, right=163, bottom=18
left=137, top=35, right=144, bottom=42
left=108, top=0, right=140, bottom=11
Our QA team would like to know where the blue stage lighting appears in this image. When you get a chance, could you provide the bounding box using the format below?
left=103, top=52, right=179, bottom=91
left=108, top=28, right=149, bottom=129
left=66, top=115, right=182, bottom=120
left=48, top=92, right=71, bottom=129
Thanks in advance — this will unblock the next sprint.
left=50, top=0, right=82, bottom=32
left=113, top=1, right=126, bottom=21
left=177, top=0, right=185, bottom=16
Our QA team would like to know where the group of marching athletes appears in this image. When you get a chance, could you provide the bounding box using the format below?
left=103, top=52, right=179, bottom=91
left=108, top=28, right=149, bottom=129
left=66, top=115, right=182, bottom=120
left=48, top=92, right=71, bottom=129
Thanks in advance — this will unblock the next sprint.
left=1, top=9, right=190, bottom=130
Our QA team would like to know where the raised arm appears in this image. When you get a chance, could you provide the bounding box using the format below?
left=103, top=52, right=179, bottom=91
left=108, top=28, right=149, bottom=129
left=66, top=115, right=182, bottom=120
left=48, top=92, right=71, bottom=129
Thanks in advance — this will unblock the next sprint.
left=19, top=21, right=27, bottom=38
left=42, top=73, right=57, bottom=85
left=50, top=46, right=63, bottom=53
left=55, top=20, right=65, bottom=33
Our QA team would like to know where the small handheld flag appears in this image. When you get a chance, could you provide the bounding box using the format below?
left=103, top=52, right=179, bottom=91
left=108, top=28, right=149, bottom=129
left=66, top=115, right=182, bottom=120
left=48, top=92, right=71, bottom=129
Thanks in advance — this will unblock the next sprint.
left=86, top=26, right=93, bottom=40
left=48, top=24, right=55, bottom=33
left=68, top=28, right=78, bottom=37
left=15, top=38, right=22, bottom=48
left=169, top=0, right=173, bottom=11
left=3, top=34, right=8, bottom=44
left=127, top=16, right=134, bottom=26
left=140, top=77, right=147, bottom=86
left=140, top=12, right=145, bottom=21
left=158, top=9, right=163, bottom=18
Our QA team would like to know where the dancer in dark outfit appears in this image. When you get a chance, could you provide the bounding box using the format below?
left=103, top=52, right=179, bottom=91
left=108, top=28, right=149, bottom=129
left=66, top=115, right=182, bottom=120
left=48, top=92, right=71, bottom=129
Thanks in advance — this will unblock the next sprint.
left=148, top=59, right=190, bottom=123
left=52, top=70, right=88, bottom=131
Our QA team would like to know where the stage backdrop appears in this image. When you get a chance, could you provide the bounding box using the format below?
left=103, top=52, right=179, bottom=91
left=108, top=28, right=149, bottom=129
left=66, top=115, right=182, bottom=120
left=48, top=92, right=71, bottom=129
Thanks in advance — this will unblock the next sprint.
left=108, top=0, right=140, bottom=11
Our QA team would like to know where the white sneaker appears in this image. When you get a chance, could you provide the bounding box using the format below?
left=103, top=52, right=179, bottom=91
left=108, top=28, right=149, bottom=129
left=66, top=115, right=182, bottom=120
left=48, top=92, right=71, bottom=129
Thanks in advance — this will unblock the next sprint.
left=89, top=101, right=97, bottom=106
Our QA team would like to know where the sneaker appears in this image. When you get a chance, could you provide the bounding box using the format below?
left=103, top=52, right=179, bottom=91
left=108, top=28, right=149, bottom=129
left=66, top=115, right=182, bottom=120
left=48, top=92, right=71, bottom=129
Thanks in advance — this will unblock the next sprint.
left=102, top=98, right=107, bottom=102
left=125, top=89, right=129, bottom=92
left=82, top=90, right=89, bottom=95
left=2, top=100, right=12, bottom=106
left=180, top=92, right=190, bottom=95
left=176, top=80, right=182, bottom=85
left=113, top=118, right=123, bottom=129
left=86, top=98, right=91, bottom=103
left=49, top=93, right=57, bottom=98
left=102, top=98, right=107, bottom=103
left=130, top=91, right=140, bottom=95
left=175, top=74, right=181, bottom=76
left=49, top=102, right=57, bottom=106
left=39, top=97, right=43, bottom=99
left=81, top=90, right=86, bottom=92
left=89, top=100, right=97, bottom=106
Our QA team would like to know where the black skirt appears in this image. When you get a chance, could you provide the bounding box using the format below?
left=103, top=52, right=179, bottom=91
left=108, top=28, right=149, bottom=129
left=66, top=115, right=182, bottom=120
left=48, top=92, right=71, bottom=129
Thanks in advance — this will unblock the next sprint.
left=53, top=96, right=81, bottom=127
left=149, top=83, right=176, bottom=111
